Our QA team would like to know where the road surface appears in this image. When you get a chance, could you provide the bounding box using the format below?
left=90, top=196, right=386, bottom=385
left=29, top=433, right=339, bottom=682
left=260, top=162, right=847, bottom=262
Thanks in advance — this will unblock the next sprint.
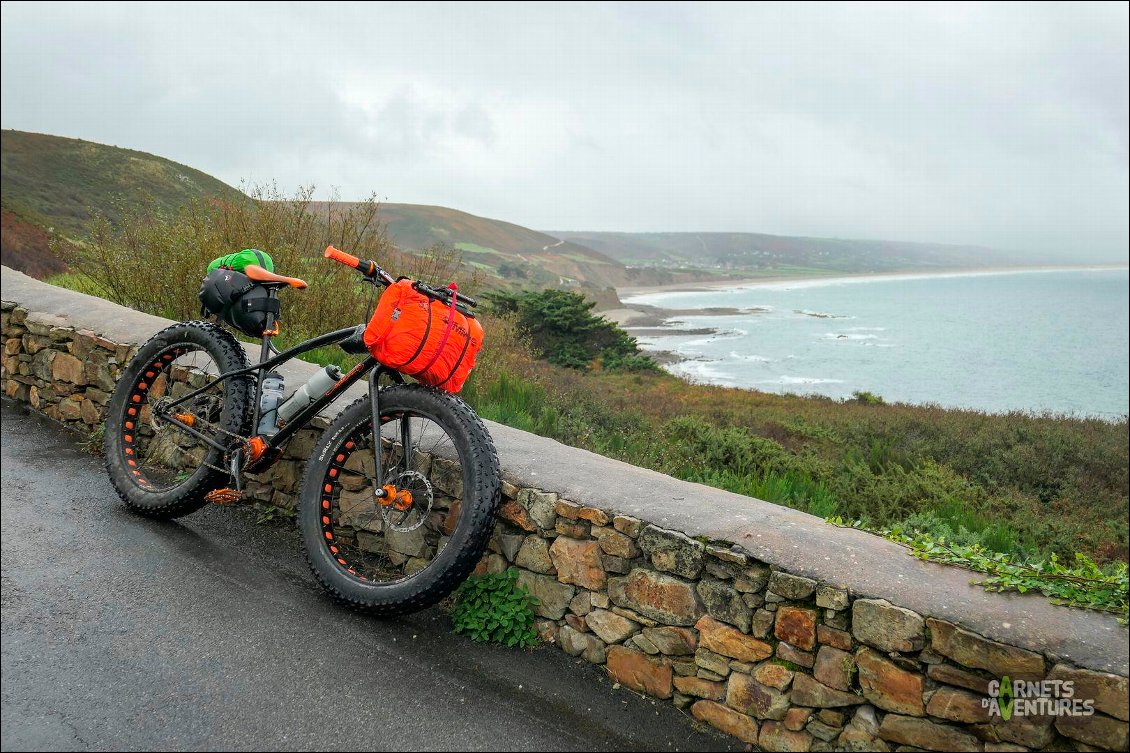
left=0, top=401, right=736, bottom=752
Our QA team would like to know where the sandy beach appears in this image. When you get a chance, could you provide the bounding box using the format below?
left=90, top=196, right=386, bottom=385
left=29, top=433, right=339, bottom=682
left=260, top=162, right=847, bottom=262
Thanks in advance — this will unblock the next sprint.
left=612, top=264, right=1129, bottom=300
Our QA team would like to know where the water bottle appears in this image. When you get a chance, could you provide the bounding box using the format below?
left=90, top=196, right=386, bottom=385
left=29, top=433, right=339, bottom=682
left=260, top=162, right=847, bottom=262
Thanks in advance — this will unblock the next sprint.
left=276, top=365, right=344, bottom=426
left=257, top=372, right=285, bottom=436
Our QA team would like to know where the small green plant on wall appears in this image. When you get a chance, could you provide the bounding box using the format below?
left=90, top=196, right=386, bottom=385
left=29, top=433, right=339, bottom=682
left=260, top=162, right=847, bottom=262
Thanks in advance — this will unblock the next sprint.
left=452, top=567, right=540, bottom=647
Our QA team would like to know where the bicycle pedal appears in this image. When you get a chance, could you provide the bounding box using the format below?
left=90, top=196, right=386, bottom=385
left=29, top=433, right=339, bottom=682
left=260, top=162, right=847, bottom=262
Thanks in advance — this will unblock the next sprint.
left=205, top=488, right=243, bottom=505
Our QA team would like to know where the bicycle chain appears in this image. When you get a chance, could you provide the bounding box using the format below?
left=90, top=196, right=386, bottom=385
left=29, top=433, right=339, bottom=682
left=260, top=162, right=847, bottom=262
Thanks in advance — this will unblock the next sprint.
left=149, top=401, right=251, bottom=479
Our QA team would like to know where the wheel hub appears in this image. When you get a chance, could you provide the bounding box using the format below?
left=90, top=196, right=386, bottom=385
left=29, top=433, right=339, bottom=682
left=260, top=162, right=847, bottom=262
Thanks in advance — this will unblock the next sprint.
left=380, top=470, right=432, bottom=532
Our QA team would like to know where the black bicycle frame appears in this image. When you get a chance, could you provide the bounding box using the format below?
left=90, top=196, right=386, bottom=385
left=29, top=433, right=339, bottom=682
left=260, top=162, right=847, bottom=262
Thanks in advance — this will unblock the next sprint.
left=155, top=287, right=402, bottom=491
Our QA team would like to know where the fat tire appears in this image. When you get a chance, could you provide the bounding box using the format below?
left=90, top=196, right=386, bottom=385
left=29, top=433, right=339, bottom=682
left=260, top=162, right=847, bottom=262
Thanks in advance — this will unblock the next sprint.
left=298, top=384, right=502, bottom=615
left=104, top=320, right=252, bottom=519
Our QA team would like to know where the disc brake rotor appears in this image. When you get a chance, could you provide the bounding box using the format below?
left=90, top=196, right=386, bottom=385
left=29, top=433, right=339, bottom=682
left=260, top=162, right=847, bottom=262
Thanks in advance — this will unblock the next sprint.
left=381, top=470, right=433, bottom=532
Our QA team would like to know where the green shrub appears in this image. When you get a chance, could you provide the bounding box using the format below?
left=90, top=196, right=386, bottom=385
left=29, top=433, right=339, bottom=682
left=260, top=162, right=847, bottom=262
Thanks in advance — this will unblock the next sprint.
left=451, top=567, right=540, bottom=647
left=852, top=390, right=885, bottom=405
left=486, top=288, right=655, bottom=371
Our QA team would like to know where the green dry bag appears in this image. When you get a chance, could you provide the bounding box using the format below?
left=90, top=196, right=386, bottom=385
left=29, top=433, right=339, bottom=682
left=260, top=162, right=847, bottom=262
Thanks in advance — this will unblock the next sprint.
left=207, top=249, right=274, bottom=273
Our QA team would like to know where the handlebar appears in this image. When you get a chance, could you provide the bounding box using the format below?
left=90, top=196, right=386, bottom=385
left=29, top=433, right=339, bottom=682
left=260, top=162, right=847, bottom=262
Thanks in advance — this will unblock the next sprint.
left=324, top=245, right=391, bottom=283
left=324, top=245, right=361, bottom=269
left=324, top=245, right=477, bottom=315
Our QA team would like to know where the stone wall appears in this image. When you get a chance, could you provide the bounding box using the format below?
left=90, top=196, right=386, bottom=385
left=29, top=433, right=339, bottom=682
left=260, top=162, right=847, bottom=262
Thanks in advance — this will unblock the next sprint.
left=3, top=270, right=1128, bottom=753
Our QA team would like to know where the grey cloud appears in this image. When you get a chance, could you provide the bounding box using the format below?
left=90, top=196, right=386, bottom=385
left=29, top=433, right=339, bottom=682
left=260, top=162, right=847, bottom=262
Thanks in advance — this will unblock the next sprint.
left=1, top=1, right=1126, bottom=261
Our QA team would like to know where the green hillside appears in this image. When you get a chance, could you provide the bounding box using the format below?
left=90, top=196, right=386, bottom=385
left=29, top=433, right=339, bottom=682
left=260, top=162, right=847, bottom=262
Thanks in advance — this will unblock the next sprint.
left=0, top=130, right=644, bottom=288
left=1, top=130, right=245, bottom=235
left=1, top=130, right=246, bottom=277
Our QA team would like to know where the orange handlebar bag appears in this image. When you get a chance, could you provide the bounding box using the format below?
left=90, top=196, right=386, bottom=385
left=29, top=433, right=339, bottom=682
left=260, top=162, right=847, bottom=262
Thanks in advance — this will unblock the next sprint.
left=363, top=280, right=484, bottom=393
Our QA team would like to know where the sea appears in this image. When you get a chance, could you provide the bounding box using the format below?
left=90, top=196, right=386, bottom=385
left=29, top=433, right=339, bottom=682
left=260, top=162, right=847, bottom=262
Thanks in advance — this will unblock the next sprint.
left=622, top=267, right=1129, bottom=419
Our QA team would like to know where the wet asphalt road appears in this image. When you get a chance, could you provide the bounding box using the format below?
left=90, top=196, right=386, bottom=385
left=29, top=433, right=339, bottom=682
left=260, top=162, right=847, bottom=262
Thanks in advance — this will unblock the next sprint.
left=0, top=401, right=738, bottom=752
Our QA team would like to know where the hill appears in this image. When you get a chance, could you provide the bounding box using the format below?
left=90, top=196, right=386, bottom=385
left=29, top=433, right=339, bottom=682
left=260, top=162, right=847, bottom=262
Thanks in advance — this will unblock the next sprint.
left=549, top=230, right=1034, bottom=276
left=376, top=203, right=696, bottom=288
left=1, top=129, right=246, bottom=276
left=2, top=129, right=1044, bottom=287
left=1, top=130, right=653, bottom=289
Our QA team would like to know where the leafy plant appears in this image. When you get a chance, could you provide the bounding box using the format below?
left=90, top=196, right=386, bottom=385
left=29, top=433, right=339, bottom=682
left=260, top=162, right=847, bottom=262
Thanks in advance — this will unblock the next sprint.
left=80, top=421, right=106, bottom=455
left=255, top=503, right=296, bottom=525
left=827, top=517, right=1129, bottom=623
left=451, top=567, right=540, bottom=647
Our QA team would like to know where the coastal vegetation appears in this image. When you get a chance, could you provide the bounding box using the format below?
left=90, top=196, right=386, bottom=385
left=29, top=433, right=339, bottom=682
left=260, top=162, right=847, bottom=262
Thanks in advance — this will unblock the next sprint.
left=8, top=131, right=1124, bottom=614
left=49, top=187, right=1129, bottom=583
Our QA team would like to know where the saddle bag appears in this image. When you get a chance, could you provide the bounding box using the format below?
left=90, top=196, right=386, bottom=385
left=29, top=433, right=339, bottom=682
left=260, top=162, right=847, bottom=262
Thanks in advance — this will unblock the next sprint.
left=198, top=268, right=279, bottom=338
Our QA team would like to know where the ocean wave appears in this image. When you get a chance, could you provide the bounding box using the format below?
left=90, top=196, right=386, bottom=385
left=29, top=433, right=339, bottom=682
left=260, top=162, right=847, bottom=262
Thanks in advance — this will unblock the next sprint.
left=795, top=309, right=850, bottom=319
left=670, top=360, right=738, bottom=386
left=682, top=328, right=748, bottom=347
left=759, top=376, right=846, bottom=386
left=822, top=333, right=879, bottom=341
left=729, top=351, right=773, bottom=362
left=845, top=326, right=886, bottom=332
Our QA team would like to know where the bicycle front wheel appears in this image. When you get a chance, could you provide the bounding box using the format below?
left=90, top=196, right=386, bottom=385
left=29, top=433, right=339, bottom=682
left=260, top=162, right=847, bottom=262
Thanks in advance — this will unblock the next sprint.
left=298, top=384, right=502, bottom=615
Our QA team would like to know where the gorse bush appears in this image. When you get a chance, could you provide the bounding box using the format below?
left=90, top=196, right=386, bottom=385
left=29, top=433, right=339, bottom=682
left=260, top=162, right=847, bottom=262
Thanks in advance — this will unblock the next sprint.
left=451, top=568, right=540, bottom=647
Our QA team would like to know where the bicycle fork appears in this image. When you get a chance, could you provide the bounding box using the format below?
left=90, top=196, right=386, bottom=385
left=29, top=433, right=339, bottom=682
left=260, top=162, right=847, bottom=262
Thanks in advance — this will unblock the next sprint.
left=369, top=368, right=413, bottom=508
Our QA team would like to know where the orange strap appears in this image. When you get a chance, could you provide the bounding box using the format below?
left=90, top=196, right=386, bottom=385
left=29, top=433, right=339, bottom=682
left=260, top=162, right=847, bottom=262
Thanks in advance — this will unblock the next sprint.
left=409, top=283, right=459, bottom=379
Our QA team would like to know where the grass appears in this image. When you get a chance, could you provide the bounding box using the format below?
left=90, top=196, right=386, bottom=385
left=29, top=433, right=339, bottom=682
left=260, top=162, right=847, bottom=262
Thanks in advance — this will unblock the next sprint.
left=461, top=353, right=1127, bottom=567
left=454, top=242, right=500, bottom=255
left=2, top=129, right=244, bottom=240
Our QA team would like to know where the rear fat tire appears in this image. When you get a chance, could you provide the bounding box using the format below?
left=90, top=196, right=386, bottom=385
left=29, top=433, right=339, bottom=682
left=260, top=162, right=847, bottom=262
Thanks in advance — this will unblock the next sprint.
left=298, top=384, right=502, bottom=615
left=104, top=320, right=252, bottom=519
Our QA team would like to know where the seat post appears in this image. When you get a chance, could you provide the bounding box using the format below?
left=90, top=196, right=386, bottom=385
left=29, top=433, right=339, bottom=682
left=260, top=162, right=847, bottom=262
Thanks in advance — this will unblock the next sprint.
left=251, top=287, right=281, bottom=431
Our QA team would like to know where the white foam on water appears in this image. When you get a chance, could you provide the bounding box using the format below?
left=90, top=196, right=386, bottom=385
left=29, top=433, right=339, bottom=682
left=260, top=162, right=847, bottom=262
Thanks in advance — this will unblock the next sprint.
left=682, top=328, right=748, bottom=347
left=821, top=333, right=879, bottom=341
left=758, top=376, right=846, bottom=386
left=670, top=359, right=739, bottom=386
left=795, top=309, right=851, bottom=319
left=729, top=351, right=773, bottom=362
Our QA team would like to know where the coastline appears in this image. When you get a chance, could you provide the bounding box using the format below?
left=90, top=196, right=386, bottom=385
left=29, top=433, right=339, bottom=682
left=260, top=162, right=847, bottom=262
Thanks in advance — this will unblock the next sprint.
left=613, top=263, right=1129, bottom=300
left=601, top=264, right=1130, bottom=414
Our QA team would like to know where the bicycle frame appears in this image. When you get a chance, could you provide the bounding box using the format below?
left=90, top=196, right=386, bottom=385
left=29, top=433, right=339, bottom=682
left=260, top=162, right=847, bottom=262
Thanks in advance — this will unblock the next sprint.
left=154, top=286, right=403, bottom=491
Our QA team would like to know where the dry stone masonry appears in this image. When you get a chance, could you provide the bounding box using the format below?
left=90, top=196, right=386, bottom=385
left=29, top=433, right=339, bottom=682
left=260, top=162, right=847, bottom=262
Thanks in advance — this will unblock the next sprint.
left=3, top=275, right=1128, bottom=752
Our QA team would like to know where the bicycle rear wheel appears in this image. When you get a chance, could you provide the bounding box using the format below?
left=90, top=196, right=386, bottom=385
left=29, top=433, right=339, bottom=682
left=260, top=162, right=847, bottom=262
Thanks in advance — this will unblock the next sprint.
left=104, top=321, right=252, bottom=519
left=298, top=384, right=501, bottom=615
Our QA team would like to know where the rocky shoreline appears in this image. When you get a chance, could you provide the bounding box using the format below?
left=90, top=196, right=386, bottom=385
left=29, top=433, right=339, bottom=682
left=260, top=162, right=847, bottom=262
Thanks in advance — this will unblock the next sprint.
left=600, top=303, right=767, bottom=371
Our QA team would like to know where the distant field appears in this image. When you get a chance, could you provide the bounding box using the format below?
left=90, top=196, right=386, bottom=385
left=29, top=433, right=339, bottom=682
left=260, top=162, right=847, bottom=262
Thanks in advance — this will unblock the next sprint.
left=455, top=242, right=500, bottom=254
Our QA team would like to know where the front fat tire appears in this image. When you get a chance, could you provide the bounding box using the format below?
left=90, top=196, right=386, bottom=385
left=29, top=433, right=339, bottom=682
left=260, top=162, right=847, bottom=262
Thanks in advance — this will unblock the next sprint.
left=298, top=385, right=502, bottom=615
left=104, top=320, right=252, bottom=519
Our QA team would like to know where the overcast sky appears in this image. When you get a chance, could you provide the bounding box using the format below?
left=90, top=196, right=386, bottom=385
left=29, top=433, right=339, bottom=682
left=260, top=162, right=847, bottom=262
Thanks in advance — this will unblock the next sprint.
left=2, top=2, right=1127, bottom=260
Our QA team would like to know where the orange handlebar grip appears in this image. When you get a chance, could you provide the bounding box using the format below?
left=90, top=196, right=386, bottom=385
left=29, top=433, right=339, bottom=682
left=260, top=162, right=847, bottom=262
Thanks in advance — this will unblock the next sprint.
left=324, top=245, right=360, bottom=269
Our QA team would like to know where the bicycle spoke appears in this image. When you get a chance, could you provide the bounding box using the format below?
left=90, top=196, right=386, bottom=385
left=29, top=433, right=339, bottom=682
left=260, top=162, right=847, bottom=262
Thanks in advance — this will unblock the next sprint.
left=126, top=345, right=229, bottom=490
left=320, top=407, right=465, bottom=584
